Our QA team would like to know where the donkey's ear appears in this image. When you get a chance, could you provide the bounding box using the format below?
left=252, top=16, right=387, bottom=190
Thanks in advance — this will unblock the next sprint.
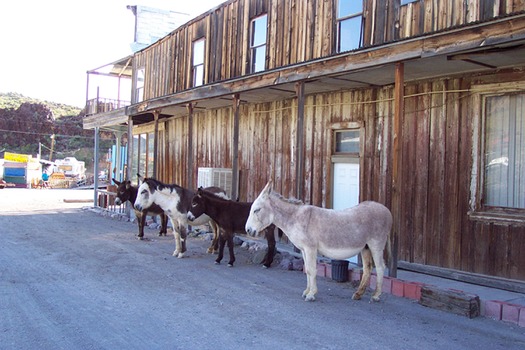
left=112, top=178, right=121, bottom=186
left=137, top=173, right=144, bottom=182
left=261, top=180, right=273, bottom=196
left=125, top=181, right=132, bottom=189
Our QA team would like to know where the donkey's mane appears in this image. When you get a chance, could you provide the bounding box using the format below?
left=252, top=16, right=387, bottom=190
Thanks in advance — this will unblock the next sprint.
left=201, top=192, right=228, bottom=203
left=144, top=177, right=183, bottom=194
left=270, top=191, right=303, bottom=205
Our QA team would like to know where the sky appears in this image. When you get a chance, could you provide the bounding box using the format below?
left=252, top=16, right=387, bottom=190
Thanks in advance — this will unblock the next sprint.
left=0, top=0, right=225, bottom=108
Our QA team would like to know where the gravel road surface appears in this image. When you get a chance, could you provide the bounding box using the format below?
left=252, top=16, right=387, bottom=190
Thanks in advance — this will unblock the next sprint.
left=1, top=188, right=524, bottom=349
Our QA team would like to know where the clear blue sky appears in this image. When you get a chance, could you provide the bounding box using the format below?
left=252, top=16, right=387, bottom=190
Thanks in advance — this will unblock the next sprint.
left=0, top=0, right=225, bottom=108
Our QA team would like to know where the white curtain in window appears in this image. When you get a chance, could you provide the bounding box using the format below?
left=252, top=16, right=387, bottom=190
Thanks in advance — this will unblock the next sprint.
left=484, top=94, right=525, bottom=209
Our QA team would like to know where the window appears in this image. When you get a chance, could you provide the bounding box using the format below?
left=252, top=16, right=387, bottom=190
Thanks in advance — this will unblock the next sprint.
left=401, top=0, right=418, bottom=5
left=483, top=93, right=525, bottom=209
left=332, top=128, right=361, bottom=212
left=131, top=131, right=155, bottom=183
left=250, top=14, right=267, bottom=73
left=334, top=129, right=360, bottom=154
left=192, top=38, right=205, bottom=87
left=336, top=0, right=363, bottom=52
left=135, top=68, right=145, bottom=103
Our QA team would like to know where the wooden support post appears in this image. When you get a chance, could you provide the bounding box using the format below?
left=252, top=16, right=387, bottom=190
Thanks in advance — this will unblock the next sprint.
left=93, top=127, right=100, bottom=205
left=187, top=103, right=194, bottom=190
left=295, top=82, right=305, bottom=201
left=232, top=94, right=240, bottom=200
left=390, top=62, right=404, bottom=278
left=114, top=130, right=122, bottom=181
left=153, top=110, right=159, bottom=179
left=127, top=116, right=133, bottom=181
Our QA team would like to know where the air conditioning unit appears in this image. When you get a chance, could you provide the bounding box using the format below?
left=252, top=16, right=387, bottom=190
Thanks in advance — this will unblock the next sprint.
left=197, top=167, right=234, bottom=198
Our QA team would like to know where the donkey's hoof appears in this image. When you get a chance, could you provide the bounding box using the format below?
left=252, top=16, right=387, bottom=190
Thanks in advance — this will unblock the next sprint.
left=227, top=263, right=233, bottom=267
left=304, top=294, right=316, bottom=302
left=137, top=236, right=144, bottom=241
left=370, top=295, right=381, bottom=303
left=214, top=261, right=220, bottom=265
left=177, top=252, right=185, bottom=259
left=352, top=292, right=362, bottom=300
left=206, top=248, right=214, bottom=254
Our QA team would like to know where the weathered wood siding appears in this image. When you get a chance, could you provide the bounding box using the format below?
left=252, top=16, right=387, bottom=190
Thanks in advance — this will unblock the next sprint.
left=135, top=0, right=525, bottom=102
left=155, top=67, right=525, bottom=281
left=396, top=0, right=525, bottom=39
left=133, top=0, right=525, bottom=281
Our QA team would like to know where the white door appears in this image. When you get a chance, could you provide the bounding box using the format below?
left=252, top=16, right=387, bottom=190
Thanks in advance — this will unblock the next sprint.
left=332, top=162, right=360, bottom=263
left=333, top=162, right=360, bottom=210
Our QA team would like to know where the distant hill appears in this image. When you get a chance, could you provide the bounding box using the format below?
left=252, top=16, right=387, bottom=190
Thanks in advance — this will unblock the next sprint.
left=0, top=92, right=82, bottom=119
left=0, top=92, right=113, bottom=176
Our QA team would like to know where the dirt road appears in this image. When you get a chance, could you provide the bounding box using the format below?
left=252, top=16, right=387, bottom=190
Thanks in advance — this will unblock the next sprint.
left=1, top=188, right=524, bottom=349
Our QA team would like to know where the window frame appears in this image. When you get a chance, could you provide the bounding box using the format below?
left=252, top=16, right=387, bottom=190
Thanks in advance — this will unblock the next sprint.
left=333, top=129, right=361, bottom=156
left=192, top=38, right=206, bottom=87
left=249, top=14, right=268, bottom=73
left=336, top=0, right=363, bottom=53
left=135, top=67, right=145, bottom=103
left=470, top=82, right=525, bottom=222
left=131, top=122, right=164, bottom=183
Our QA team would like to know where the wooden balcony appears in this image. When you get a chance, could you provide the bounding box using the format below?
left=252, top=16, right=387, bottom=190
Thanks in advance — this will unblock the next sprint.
left=85, top=98, right=130, bottom=117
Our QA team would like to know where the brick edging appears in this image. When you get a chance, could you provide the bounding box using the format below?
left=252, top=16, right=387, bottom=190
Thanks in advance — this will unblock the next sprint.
left=317, top=262, right=525, bottom=327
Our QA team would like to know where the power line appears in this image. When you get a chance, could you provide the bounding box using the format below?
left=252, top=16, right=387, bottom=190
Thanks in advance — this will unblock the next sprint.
left=0, top=128, right=94, bottom=139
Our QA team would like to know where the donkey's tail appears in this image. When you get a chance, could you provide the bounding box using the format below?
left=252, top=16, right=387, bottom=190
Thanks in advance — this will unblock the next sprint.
left=386, top=232, right=392, bottom=267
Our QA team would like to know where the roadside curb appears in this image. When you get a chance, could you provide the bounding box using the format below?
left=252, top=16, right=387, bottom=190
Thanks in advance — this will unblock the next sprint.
left=316, top=262, right=525, bottom=328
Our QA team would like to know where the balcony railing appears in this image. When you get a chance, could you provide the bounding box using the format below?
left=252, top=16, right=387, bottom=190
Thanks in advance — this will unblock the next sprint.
left=86, top=98, right=130, bottom=116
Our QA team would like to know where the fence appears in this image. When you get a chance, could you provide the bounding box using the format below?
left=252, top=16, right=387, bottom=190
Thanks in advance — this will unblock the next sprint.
left=85, top=98, right=130, bottom=116
left=94, top=186, right=127, bottom=218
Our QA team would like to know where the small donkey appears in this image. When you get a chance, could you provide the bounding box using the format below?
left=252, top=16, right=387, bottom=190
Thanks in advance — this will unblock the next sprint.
left=112, top=178, right=168, bottom=239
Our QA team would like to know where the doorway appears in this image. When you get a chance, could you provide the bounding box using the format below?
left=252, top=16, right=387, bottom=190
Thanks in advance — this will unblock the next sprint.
left=332, top=128, right=361, bottom=263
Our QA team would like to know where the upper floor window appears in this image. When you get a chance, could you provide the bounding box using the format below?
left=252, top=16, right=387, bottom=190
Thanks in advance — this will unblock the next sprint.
left=483, top=93, right=525, bottom=209
left=192, top=38, right=205, bottom=87
left=336, top=0, right=363, bottom=52
left=135, top=68, right=145, bottom=103
left=250, top=14, right=267, bottom=73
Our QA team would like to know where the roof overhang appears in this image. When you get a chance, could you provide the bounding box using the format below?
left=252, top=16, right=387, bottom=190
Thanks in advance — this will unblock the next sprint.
left=87, top=55, right=134, bottom=78
left=83, top=108, right=129, bottom=130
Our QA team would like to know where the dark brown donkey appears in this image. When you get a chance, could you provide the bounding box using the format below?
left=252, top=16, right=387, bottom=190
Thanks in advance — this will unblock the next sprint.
left=112, top=179, right=168, bottom=239
left=187, top=187, right=277, bottom=267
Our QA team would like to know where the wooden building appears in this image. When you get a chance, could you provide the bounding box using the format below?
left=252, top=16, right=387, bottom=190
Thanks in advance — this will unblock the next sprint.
left=84, top=0, right=525, bottom=291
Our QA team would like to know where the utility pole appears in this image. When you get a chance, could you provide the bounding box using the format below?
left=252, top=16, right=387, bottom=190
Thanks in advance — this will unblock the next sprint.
left=49, top=134, right=55, bottom=161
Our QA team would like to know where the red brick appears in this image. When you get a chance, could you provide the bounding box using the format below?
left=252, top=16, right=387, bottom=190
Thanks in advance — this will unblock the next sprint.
left=502, top=303, right=520, bottom=325
left=382, top=276, right=393, bottom=294
left=325, top=264, right=332, bottom=279
left=316, top=263, right=327, bottom=278
left=483, top=300, right=503, bottom=320
left=370, top=274, right=377, bottom=289
left=392, top=279, right=405, bottom=297
left=350, top=269, right=361, bottom=282
left=519, top=307, right=525, bottom=328
left=404, top=282, right=423, bottom=300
